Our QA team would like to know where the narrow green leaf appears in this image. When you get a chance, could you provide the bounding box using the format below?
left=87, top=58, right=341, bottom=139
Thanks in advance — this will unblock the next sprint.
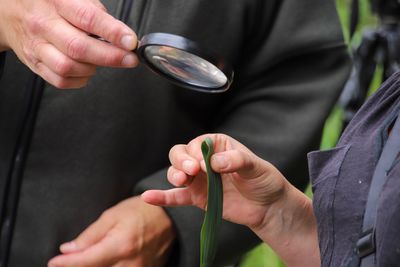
left=200, top=137, right=223, bottom=267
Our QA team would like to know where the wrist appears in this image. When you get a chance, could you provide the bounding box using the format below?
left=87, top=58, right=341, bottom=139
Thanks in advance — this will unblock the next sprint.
left=0, top=46, right=9, bottom=53
left=150, top=205, right=177, bottom=265
left=0, top=21, right=10, bottom=52
left=251, top=181, right=320, bottom=267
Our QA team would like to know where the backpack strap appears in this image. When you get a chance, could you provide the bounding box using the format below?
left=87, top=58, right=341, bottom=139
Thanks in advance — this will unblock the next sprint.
left=347, top=113, right=400, bottom=267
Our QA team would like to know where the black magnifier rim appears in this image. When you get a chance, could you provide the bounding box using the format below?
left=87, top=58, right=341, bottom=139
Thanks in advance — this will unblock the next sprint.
left=136, top=32, right=233, bottom=93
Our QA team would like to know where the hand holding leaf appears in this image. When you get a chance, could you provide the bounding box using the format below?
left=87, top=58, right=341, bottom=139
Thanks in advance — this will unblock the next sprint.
left=142, top=133, right=318, bottom=267
left=142, top=133, right=287, bottom=231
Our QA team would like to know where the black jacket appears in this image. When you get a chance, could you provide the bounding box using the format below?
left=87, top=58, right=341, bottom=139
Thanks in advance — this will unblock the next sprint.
left=0, top=0, right=351, bottom=266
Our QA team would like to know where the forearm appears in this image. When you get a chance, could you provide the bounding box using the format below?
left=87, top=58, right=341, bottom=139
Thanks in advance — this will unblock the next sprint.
left=251, top=181, right=320, bottom=267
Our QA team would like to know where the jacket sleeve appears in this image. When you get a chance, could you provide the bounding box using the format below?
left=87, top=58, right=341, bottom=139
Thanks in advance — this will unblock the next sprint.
left=134, top=0, right=351, bottom=266
left=0, top=52, right=5, bottom=78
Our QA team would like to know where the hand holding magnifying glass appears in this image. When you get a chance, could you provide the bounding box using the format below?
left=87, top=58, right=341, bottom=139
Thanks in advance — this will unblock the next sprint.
left=97, top=32, right=234, bottom=93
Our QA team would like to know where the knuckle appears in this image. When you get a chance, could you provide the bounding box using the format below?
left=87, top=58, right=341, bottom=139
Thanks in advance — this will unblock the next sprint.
left=242, top=151, right=256, bottom=171
left=99, top=209, right=113, bottom=221
left=66, top=37, right=87, bottom=60
left=103, top=52, right=123, bottom=66
left=118, top=241, right=136, bottom=258
left=54, top=58, right=74, bottom=76
left=33, top=61, right=45, bottom=74
left=27, top=40, right=45, bottom=67
left=33, top=59, right=42, bottom=71
left=237, top=150, right=249, bottom=165
left=26, top=15, right=47, bottom=35
left=103, top=24, right=122, bottom=43
left=23, top=46, right=37, bottom=66
left=76, top=6, right=97, bottom=31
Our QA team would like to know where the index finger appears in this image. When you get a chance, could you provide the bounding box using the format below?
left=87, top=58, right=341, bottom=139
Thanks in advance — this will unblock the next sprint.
left=52, top=0, right=137, bottom=50
left=142, top=188, right=195, bottom=207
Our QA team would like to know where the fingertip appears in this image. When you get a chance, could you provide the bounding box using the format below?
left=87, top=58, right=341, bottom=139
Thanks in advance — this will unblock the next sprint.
left=169, top=172, right=180, bottom=186
left=60, top=241, right=79, bottom=253
left=121, top=53, right=139, bottom=68
left=169, top=170, right=192, bottom=187
left=182, top=160, right=200, bottom=175
left=120, top=34, right=137, bottom=51
left=141, top=190, right=164, bottom=205
left=210, top=150, right=251, bottom=174
left=210, top=154, right=229, bottom=171
left=48, top=255, right=62, bottom=267
left=141, top=191, right=152, bottom=202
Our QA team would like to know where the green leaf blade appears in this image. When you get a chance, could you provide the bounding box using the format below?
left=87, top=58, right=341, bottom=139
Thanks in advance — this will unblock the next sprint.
left=200, top=137, right=223, bottom=267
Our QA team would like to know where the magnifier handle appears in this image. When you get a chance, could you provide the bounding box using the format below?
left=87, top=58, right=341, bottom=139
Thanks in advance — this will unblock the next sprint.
left=89, top=34, right=109, bottom=43
left=89, top=34, right=138, bottom=52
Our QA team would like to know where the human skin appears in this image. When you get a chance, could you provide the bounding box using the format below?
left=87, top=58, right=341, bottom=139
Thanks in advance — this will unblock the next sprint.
left=0, top=0, right=139, bottom=88
left=47, top=196, right=176, bottom=267
left=142, top=134, right=321, bottom=267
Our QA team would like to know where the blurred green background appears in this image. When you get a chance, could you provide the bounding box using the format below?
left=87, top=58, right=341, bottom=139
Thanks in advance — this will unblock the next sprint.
left=238, top=0, right=380, bottom=266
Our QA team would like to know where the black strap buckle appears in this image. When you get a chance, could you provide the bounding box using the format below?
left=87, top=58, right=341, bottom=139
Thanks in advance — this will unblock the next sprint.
left=356, top=228, right=376, bottom=258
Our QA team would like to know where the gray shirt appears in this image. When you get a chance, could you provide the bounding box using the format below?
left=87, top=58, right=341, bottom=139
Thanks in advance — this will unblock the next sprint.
left=308, top=71, right=400, bottom=267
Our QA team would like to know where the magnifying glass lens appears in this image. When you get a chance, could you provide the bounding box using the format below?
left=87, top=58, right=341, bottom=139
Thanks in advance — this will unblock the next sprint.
left=144, top=45, right=228, bottom=88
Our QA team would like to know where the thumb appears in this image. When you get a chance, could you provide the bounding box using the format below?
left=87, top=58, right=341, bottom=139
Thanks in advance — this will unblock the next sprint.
left=60, top=213, right=115, bottom=253
left=210, top=149, right=269, bottom=180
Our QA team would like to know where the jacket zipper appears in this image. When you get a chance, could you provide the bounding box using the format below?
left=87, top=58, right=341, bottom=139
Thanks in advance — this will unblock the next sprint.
left=0, top=75, right=44, bottom=267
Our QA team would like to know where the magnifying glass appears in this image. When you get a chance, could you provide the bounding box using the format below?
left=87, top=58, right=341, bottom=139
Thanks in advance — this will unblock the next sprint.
left=136, top=33, right=234, bottom=93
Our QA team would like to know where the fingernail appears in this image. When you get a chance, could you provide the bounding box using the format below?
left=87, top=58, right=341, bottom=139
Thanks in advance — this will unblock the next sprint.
left=60, top=241, right=77, bottom=252
left=121, top=54, right=137, bottom=67
left=182, top=160, right=195, bottom=173
left=213, top=155, right=228, bottom=169
left=121, top=35, right=136, bottom=50
left=172, top=172, right=180, bottom=182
